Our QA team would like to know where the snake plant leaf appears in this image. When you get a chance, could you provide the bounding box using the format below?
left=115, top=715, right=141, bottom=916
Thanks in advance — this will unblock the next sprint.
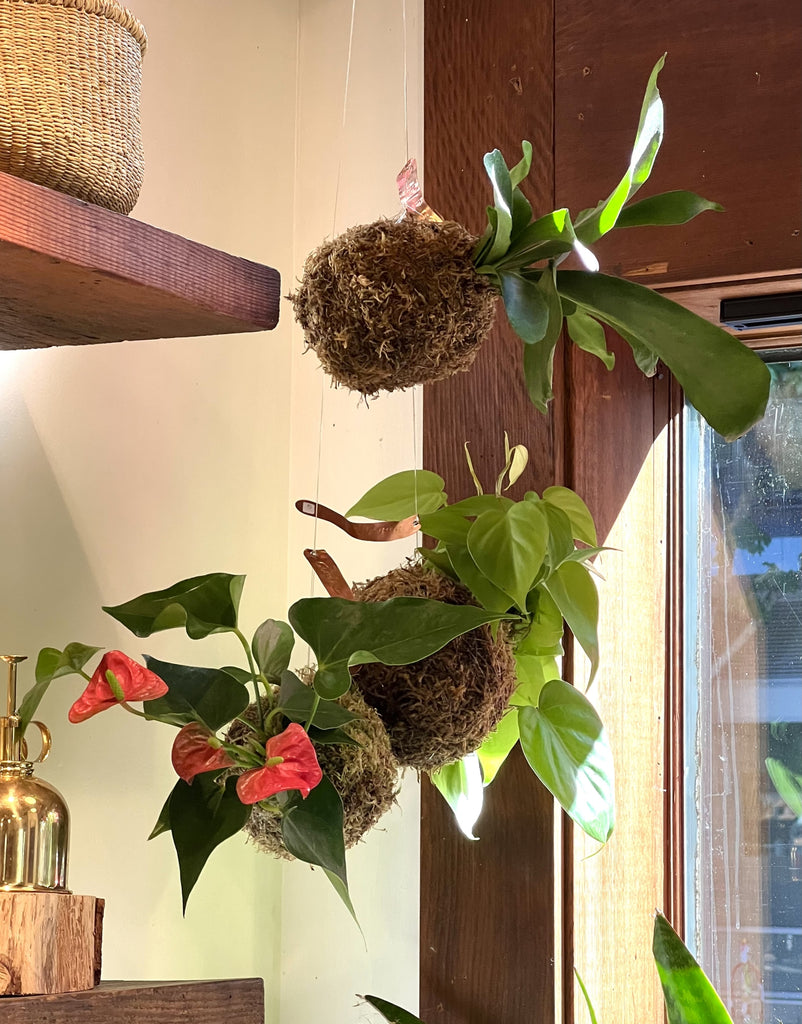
left=288, top=597, right=507, bottom=700
left=521, top=267, right=565, bottom=413
left=281, top=776, right=359, bottom=926
left=103, top=573, right=246, bottom=640
left=575, top=969, right=601, bottom=1024
left=18, top=643, right=103, bottom=736
left=346, top=470, right=446, bottom=520
left=556, top=270, right=771, bottom=440
left=361, top=995, right=426, bottom=1024
left=615, top=189, right=723, bottom=228
left=170, top=773, right=251, bottom=913
left=765, top=757, right=802, bottom=816
left=653, top=912, right=734, bottom=1024
left=519, top=680, right=615, bottom=843
left=566, top=311, right=616, bottom=371
left=542, top=561, right=600, bottom=683
left=542, top=486, right=598, bottom=547
left=476, top=709, right=520, bottom=786
left=430, top=752, right=484, bottom=839
left=143, top=657, right=249, bottom=730
left=575, top=54, right=666, bottom=244
left=467, top=501, right=549, bottom=612
left=251, top=619, right=294, bottom=683
left=482, top=149, right=515, bottom=263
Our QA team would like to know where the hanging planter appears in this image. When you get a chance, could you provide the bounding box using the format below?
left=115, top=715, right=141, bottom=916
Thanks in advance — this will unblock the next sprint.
left=352, top=562, right=517, bottom=771
left=291, top=56, right=770, bottom=441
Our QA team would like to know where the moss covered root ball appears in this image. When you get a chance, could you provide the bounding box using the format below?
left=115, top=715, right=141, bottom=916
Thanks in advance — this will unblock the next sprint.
left=351, top=562, right=518, bottom=772
left=290, top=217, right=498, bottom=394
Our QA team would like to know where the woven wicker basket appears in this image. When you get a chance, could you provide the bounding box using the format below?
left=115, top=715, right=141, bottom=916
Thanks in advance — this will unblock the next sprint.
left=0, top=0, right=147, bottom=214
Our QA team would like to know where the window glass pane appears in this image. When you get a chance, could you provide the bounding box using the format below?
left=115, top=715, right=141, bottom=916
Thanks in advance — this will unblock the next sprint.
left=685, top=358, right=802, bottom=1024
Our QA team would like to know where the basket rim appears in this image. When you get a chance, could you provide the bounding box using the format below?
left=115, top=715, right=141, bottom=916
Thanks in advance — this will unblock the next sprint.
left=4, top=0, right=148, bottom=55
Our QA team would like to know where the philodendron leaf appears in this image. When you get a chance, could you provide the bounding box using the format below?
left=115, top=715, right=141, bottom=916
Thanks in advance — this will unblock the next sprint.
left=252, top=619, right=294, bottom=682
left=566, top=311, right=615, bottom=371
left=361, top=995, right=426, bottom=1024
left=519, top=679, right=615, bottom=843
left=103, top=573, right=246, bottom=640
left=543, top=561, right=599, bottom=683
left=476, top=709, right=520, bottom=786
left=18, top=643, right=103, bottom=736
left=765, top=757, right=802, bottom=816
left=277, top=670, right=359, bottom=730
left=281, top=776, right=359, bottom=925
left=542, top=487, right=598, bottom=546
left=556, top=270, right=770, bottom=441
left=615, top=189, right=723, bottom=228
left=467, top=499, right=549, bottom=611
left=430, top=752, right=484, bottom=840
left=143, top=657, right=249, bottom=730
left=170, top=773, right=251, bottom=913
left=653, top=912, right=734, bottom=1024
left=522, top=266, right=564, bottom=413
left=288, top=597, right=507, bottom=700
left=346, top=470, right=447, bottom=520
left=575, top=55, right=666, bottom=244
left=447, top=544, right=515, bottom=613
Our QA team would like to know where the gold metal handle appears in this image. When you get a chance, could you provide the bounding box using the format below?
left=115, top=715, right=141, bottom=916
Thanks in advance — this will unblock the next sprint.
left=20, top=721, right=51, bottom=764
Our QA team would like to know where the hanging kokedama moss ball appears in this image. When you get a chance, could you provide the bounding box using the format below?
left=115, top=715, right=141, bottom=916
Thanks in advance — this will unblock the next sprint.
left=289, top=217, right=498, bottom=394
left=228, top=688, right=399, bottom=861
left=351, top=562, right=517, bottom=772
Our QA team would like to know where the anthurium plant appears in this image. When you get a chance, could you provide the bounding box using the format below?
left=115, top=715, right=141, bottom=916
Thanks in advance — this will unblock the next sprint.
left=26, top=573, right=513, bottom=916
left=361, top=912, right=735, bottom=1024
left=339, top=438, right=614, bottom=845
left=474, top=54, right=770, bottom=442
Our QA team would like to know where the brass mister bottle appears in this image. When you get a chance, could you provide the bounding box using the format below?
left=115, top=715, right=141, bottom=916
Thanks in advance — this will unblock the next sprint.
left=0, top=655, right=70, bottom=892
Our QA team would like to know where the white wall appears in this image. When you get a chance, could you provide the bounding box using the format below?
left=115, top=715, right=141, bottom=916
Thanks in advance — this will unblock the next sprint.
left=0, top=2, right=420, bottom=1021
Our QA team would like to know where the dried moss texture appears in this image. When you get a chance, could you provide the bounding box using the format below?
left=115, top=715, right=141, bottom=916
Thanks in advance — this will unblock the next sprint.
left=352, top=562, right=517, bottom=771
left=229, top=688, right=399, bottom=861
left=290, top=217, right=498, bottom=394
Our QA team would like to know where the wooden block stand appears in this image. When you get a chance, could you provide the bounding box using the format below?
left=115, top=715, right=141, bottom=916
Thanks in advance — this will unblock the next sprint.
left=0, top=979, right=266, bottom=1023
left=0, top=892, right=103, bottom=997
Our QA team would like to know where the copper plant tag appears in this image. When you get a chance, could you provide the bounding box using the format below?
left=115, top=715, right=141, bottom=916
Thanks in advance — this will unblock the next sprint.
left=296, top=500, right=419, bottom=542
left=303, top=549, right=354, bottom=600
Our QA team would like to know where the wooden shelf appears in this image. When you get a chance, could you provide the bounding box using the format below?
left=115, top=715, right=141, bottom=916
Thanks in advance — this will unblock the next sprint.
left=0, top=170, right=281, bottom=350
left=0, top=978, right=265, bottom=1023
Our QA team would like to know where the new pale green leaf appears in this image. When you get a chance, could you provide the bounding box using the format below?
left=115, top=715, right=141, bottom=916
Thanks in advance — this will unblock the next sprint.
left=467, top=496, right=549, bottom=612
left=346, top=470, right=447, bottom=520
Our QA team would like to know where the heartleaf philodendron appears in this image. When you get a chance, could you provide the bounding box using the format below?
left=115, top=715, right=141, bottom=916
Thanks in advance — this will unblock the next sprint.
left=472, top=55, right=770, bottom=440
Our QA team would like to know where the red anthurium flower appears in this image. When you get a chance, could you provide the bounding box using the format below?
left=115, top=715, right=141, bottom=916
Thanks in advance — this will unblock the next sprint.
left=235, top=723, right=323, bottom=805
left=68, top=651, right=168, bottom=723
left=171, top=722, right=235, bottom=784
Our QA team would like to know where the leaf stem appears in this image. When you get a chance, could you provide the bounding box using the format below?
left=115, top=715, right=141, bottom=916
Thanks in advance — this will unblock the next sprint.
left=234, top=628, right=266, bottom=730
left=306, top=693, right=321, bottom=732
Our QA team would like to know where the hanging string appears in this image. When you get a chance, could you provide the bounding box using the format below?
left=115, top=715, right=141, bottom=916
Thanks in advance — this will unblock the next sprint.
left=402, top=0, right=409, bottom=163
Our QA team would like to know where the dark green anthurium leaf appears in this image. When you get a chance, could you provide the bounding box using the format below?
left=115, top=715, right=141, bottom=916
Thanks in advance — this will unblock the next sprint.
left=522, top=266, right=564, bottom=413
left=170, top=773, right=251, bottom=912
left=251, top=619, right=294, bottom=683
left=556, top=270, right=771, bottom=440
left=143, top=657, right=249, bottom=730
left=103, top=573, right=245, bottom=640
left=542, top=561, right=600, bottom=683
left=542, top=486, right=598, bottom=547
left=481, top=149, right=515, bottom=263
left=430, top=753, right=484, bottom=840
left=220, top=665, right=253, bottom=686
left=653, top=912, right=734, bottom=1024
left=566, top=311, right=615, bottom=371
left=575, top=55, right=666, bottom=243
left=765, top=757, right=802, bottom=816
left=476, top=709, right=520, bottom=786
left=615, top=189, right=723, bottom=228
left=18, top=643, right=102, bottom=736
left=467, top=501, right=549, bottom=611
left=500, top=270, right=549, bottom=344
left=281, top=776, right=359, bottom=924
left=149, top=787, right=174, bottom=840
left=277, top=670, right=359, bottom=730
left=447, top=545, right=515, bottom=613
left=288, top=597, right=507, bottom=700
left=519, top=680, right=615, bottom=843
left=361, top=995, right=426, bottom=1024
left=308, top=726, right=360, bottom=747
left=346, top=470, right=446, bottom=521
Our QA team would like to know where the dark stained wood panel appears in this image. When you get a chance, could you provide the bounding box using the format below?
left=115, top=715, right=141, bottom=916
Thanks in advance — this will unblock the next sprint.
left=0, top=171, right=281, bottom=350
left=555, top=0, right=802, bottom=286
left=0, top=978, right=265, bottom=1023
left=422, top=3, right=560, bottom=1023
